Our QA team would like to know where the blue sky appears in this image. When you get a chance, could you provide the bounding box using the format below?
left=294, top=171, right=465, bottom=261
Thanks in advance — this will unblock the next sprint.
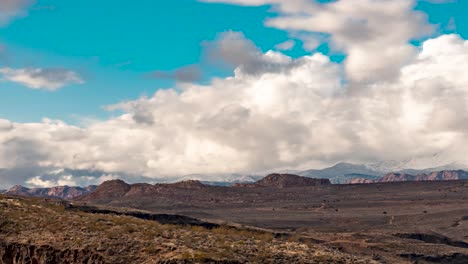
left=3, top=0, right=468, bottom=186
left=0, top=0, right=465, bottom=123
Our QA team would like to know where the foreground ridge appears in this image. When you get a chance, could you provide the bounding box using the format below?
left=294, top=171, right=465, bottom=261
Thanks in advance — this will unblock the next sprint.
left=0, top=195, right=375, bottom=264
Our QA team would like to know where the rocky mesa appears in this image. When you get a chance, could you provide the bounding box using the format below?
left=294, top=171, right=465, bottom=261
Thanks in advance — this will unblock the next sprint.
left=234, top=173, right=331, bottom=188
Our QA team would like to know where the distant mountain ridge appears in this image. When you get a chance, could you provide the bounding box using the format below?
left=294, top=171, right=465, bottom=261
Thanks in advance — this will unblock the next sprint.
left=78, top=174, right=331, bottom=204
left=233, top=173, right=330, bottom=188
left=4, top=161, right=468, bottom=191
left=297, top=161, right=468, bottom=184
left=298, top=162, right=384, bottom=183
left=349, top=170, right=468, bottom=184
left=5, top=185, right=97, bottom=199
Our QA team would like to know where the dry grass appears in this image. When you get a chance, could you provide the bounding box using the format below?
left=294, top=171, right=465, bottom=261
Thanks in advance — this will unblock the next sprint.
left=0, top=195, right=376, bottom=264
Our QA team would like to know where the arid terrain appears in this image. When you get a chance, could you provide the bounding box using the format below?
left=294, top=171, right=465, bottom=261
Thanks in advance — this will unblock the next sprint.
left=77, top=175, right=468, bottom=263
left=0, top=194, right=374, bottom=264
left=1, top=174, right=468, bottom=263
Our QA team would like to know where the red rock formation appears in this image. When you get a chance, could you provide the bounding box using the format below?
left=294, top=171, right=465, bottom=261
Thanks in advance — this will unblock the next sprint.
left=378, top=170, right=468, bottom=183
left=235, top=173, right=331, bottom=188
left=84, top=179, right=131, bottom=201
left=348, top=178, right=376, bottom=184
left=166, top=180, right=208, bottom=190
left=348, top=170, right=468, bottom=184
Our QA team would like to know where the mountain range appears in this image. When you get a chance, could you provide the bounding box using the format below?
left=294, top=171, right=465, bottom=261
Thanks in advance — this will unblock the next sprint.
left=350, top=170, right=468, bottom=184
left=4, top=185, right=97, bottom=199
left=233, top=173, right=331, bottom=188
left=297, top=161, right=468, bottom=183
left=194, top=161, right=468, bottom=185
left=5, top=160, right=468, bottom=199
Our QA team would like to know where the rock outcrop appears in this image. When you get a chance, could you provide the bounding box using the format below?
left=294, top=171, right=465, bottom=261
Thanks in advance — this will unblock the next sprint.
left=379, top=170, right=468, bottom=182
left=348, top=178, right=375, bottom=184
left=235, top=173, right=331, bottom=188
left=0, top=242, right=106, bottom=264
left=167, top=180, right=208, bottom=190
left=83, top=179, right=131, bottom=202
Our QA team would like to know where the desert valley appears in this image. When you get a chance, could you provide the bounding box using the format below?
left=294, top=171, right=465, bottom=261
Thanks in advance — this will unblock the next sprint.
left=2, top=170, right=468, bottom=263
left=2, top=0, right=468, bottom=263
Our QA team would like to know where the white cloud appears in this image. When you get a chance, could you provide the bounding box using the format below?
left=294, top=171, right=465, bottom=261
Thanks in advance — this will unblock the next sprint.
left=25, top=173, right=120, bottom=188
left=0, top=67, right=84, bottom=90
left=275, top=40, right=295, bottom=51
left=201, top=0, right=434, bottom=83
left=0, top=119, right=13, bottom=131
left=151, top=65, right=202, bottom=83
left=293, top=33, right=323, bottom=52
left=1, top=34, right=468, bottom=183
left=26, top=176, right=55, bottom=188
left=0, top=0, right=36, bottom=26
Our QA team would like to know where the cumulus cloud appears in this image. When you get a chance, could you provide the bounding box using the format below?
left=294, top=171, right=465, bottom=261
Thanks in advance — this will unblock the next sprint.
left=0, top=119, right=13, bottom=132
left=1, top=1, right=468, bottom=187
left=205, top=31, right=302, bottom=75
left=150, top=64, right=203, bottom=83
left=1, top=34, right=468, bottom=186
left=0, top=67, right=84, bottom=90
left=0, top=0, right=36, bottom=26
left=25, top=174, right=118, bottom=188
left=201, top=0, right=433, bottom=83
left=275, top=40, right=295, bottom=51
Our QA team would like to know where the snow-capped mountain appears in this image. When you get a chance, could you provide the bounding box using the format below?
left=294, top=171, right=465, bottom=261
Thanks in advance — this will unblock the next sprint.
left=296, top=160, right=468, bottom=184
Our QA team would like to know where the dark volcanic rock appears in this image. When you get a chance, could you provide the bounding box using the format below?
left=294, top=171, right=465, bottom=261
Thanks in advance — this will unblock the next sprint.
left=0, top=242, right=106, bottom=264
left=400, top=253, right=468, bottom=264
left=66, top=205, right=220, bottom=229
left=235, top=173, right=331, bottom=188
left=394, top=233, right=468, bottom=249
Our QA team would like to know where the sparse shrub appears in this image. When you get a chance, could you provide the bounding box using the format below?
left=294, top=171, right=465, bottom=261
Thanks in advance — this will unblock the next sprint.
left=143, top=244, right=162, bottom=255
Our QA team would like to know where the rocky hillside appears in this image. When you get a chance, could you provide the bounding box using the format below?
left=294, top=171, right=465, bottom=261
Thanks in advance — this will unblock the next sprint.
left=234, top=173, right=330, bottom=188
left=79, top=174, right=331, bottom=206
left=83, top=179, right=210, bottom=204
left=349, top=170, right=468, bottom=184
left=0, top=195, right=375, bottom=264
left=5, top=185, right=96, bottom=199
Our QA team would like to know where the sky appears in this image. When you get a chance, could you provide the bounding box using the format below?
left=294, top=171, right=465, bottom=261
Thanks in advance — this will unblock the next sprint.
left=1, top=0, right=468, bottom=187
